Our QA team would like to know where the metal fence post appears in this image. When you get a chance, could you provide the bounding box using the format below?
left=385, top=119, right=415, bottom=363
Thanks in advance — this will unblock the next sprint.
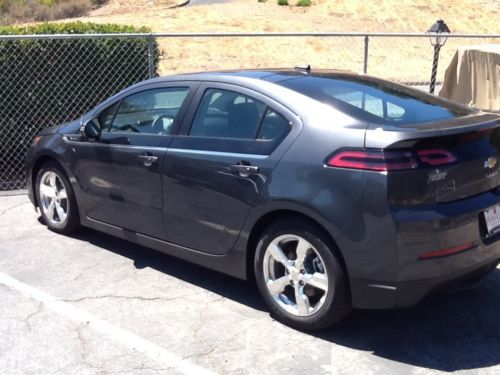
left=363, top=35, right=369, bottom=74
left=148, top=34, right=155, bottom=79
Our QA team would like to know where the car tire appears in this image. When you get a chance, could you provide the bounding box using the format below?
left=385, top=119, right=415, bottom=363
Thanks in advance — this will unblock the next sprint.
left=35, top=161, right=80, bottom=234
left=254, top=218, right=351, bottom=331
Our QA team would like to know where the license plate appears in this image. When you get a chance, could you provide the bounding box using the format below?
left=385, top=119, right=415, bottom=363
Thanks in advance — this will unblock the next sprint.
left=484, top=204, right=500, bottom=235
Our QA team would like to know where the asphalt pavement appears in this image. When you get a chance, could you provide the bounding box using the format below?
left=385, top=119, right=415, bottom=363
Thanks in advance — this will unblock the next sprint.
left=186, top=0, right=235, bottom=6
left=0, top=194, right=499, bottom=374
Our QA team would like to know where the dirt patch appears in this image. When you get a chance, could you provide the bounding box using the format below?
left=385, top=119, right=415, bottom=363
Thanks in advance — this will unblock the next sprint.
left=69, top=0, right=500, bottom=81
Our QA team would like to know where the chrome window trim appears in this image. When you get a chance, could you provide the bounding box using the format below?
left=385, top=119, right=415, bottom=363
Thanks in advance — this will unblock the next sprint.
left=167, top=147, right=269, bottom=160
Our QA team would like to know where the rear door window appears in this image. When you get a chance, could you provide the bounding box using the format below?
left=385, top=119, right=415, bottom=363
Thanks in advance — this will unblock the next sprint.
left=175, top=86, right=292, bottom=155
left=190, top=88, right=266, bottom=139
left=257, top=108, right=290, bottom=140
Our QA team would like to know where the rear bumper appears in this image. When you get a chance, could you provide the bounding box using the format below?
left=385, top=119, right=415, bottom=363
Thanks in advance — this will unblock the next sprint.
left=349, top=188, right=500, bottom=309
left=351, top=255, right=499, bottom=309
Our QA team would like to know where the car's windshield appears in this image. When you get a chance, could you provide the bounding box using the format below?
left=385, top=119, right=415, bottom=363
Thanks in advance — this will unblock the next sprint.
left=277, top=75, right=474, bottom=125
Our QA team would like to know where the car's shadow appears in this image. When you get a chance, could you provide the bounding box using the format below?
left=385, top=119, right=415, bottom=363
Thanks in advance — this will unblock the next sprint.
left=319, top=270, right=500, bottom=371
left=67, top=226, right=267, bottom=312
left=70, top=226, right=500, bottom=372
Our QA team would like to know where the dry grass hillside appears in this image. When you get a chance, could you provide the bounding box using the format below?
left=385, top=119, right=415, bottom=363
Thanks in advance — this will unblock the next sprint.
left=73, top=0, right=500, bottom=81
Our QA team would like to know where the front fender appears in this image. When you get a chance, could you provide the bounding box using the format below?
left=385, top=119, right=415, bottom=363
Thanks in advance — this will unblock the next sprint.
left=26, top=135, right=82, bottom=211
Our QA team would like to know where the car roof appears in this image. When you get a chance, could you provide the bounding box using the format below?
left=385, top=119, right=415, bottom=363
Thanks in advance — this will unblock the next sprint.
left=145, top=68, right=363, bottom=84
left=140, top=68, right=406, bottom=96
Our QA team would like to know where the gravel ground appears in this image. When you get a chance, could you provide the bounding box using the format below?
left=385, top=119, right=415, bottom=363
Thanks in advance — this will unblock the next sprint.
left=0, top=194, right=499, bottom=374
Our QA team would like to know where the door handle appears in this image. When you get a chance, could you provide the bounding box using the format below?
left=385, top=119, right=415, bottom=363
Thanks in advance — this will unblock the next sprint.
left=230, top=163, right=259, bottom=177
left=138, top=154, right=158, bottom=167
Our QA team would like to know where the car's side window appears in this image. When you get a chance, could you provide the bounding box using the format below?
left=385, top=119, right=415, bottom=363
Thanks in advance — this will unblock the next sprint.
left=98, top=102, right=120, bottom=130
left=108, top=87, right=189, bottom=135
left=324, top=86, right=407, bottom=122
left=257, top=108, right=291, bottom=140
left=387, top=102, right=405, bottom=119
left=190, top=89, right=267, bottom=139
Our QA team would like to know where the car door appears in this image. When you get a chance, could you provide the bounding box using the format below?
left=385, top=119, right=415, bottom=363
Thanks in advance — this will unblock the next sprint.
left=163, top=83, right=299, bottom=255
left=73, top=84, right=195, bottom=239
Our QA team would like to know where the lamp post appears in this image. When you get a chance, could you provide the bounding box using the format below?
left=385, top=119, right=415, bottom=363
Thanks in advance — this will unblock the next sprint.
left=427, top=19, right=450, bottom=94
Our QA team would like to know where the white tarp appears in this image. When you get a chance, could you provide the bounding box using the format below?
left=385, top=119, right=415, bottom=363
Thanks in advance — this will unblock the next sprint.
left=439, top=44, right=500, bottom=111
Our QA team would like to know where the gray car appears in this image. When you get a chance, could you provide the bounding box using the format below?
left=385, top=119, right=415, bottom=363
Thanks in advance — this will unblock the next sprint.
left=26, top=68, right=500, bottom=330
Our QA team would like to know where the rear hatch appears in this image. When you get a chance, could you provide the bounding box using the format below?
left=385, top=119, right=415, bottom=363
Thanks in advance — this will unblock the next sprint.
left=364, top=113, right=500, bottom=205
left=277, top=72, right=500, bottom=203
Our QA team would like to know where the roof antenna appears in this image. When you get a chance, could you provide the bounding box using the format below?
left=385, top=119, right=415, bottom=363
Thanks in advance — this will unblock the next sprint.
left=294, top=64, right=311, bottom=72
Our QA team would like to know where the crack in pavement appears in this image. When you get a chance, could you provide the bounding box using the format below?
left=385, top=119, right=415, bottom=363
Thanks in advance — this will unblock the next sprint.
left=0, top=271, right=216, bottom=375
left=184, top=315, right=261, bottom=373
left=70, top=261, right=103, bottom=282
left=0, top=284, right=44, bottom=331
left=64, top=291, right=228, bottom=372
left=182, top=347, right=216, bottom=361
left=62, top=291, right=204, bottom=303
left=185, top=295, right=225, bottom=373
left=24, top=301, right=43, bottom=333
left=76, top=324, right=105, bottom=373
left=52, top=347, right=175, bottom=374
left=131, top=363, right=177, bottom=373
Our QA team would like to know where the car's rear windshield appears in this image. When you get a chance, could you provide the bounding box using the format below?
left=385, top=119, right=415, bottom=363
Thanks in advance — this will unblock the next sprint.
left=277, top=75, right=473, bottom=125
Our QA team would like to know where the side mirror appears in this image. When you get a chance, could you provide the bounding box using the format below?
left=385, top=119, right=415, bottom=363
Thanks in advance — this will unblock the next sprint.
left=82, top=118, right=102, bottom=140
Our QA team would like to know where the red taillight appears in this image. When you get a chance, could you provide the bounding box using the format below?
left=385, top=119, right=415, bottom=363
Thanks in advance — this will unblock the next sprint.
left=326, top=150, right=418, bottom=172
left=326, top=148, right=457, bottom=171
left=416, top=149, right=458, bottom=166
left=418, top=242, right=476, bottom=260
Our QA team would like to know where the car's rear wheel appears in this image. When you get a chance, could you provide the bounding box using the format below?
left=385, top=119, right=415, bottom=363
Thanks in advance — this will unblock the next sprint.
left=36, top=162, right=79, bottom=234
left=254, top=218, right=351, bottom=331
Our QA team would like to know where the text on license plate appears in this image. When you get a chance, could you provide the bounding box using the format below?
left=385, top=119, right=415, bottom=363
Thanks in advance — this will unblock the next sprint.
left=484, top=204, right=500, bottom=235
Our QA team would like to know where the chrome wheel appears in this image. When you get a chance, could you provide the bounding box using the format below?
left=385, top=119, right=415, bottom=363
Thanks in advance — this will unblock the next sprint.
left=39, top=171, right=68, bottom=225
left=263, top=234, right=329, bottom=317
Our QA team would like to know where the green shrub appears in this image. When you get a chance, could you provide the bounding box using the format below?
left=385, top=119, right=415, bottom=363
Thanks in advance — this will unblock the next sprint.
left=277, top=0, right=288, bottom=5
left=0, top=22, right=159, bottom=189
left=296, top=0, right=311, bottom=6
left=0, top=21, right=151, bottom=35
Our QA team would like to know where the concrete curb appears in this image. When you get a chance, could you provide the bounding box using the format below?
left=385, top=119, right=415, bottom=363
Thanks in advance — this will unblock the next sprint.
left=0, top=189, right=27, bottom=196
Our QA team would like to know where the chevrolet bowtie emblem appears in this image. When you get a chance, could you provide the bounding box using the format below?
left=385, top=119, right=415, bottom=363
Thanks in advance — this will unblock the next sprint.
left=484, top=157, right=497, bottom=169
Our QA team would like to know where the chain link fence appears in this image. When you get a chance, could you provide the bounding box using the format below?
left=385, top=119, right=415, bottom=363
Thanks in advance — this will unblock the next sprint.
left=0, top=35, right=156, bottom=190
left=0, top=32, right=499, bottom=191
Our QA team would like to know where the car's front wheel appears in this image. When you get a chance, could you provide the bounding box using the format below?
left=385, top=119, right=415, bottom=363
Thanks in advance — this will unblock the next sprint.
left=36, top=161, right=80, bottom=234
left=254, top=219, right=351, bottom=331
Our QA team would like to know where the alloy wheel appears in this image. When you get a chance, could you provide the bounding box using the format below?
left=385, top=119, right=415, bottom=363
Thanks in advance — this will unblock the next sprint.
left=262, top=234, right=329, bottom=317
left=39, top=171, right=68, bottom=225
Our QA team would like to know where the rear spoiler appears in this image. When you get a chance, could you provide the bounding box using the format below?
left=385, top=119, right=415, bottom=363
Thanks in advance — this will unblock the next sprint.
left=365, top=113, right=500, bottom=149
